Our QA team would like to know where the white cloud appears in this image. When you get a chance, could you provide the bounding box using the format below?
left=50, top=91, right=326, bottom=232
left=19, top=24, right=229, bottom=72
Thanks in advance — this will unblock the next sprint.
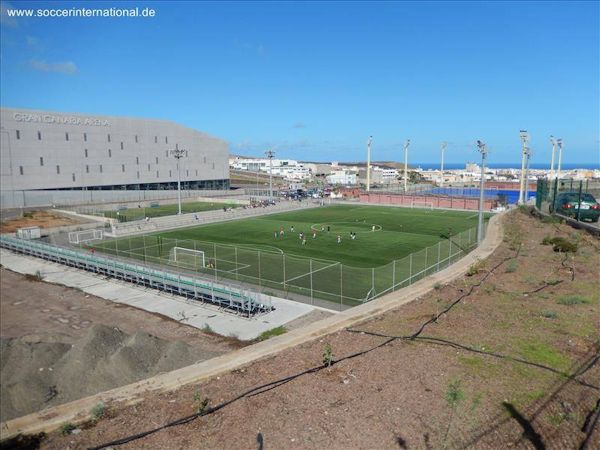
left=28, top=59, right=78, bottom=75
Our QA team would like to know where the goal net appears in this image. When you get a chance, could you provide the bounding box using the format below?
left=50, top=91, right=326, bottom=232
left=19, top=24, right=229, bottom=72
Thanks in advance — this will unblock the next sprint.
left=411, top=201, right=434, bottom=210
left=168, top=247, right=206, bottom=270
left=68, top=229, right=104, bottom=244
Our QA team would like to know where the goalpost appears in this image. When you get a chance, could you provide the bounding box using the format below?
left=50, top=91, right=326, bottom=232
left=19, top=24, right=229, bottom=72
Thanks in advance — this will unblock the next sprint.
left=410, top=201, right=435, bottom=210
left=68, top=229, right=104, bottom=244
left=168, top=246, right=206, bottom=270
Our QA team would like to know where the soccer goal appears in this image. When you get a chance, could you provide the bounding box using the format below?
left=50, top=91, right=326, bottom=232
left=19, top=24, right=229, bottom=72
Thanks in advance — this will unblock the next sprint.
left=410, top=201, right=435, bottom=210
left=68, top=229, right=104, bottom=244
left=168, top=247, right=206, bottom=269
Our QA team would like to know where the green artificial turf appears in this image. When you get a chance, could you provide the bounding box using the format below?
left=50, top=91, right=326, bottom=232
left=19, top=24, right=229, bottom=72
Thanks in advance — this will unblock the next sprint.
left=103, top=201, right=237, bottom=221
left=95, top=205, right=488, bottom=305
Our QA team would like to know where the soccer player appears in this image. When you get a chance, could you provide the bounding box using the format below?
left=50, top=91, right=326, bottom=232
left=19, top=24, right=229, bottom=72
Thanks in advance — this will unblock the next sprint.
left=275, top=231, right=278, bottom=239
left=312, top=231, right=317, bottom=239
left=280, top=227, right=284, bottom=237
left=291, top=225, right=295, bottom=233
left=337, top=234, right=341, bottom=244
left=302, top=238, right=307, bottom=245
left=372, top=225, right=376, bottom=232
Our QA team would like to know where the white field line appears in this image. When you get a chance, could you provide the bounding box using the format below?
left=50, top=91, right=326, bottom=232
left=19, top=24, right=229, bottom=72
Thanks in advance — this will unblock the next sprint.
left=225, top=263, right=251, bottom=273
left=284, top=261, right=340, bottom=284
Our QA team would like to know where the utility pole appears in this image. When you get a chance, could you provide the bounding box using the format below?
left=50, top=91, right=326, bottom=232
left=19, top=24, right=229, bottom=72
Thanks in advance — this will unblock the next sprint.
left=169, top=148, right=188, bottom=215
left=524, top=145, right=532, bottom=204
left=440, top=142, right=448, bottom=187
left=265, top=150, right=275, bottom=201
left=476, top=140, right=487, bottom=244
left=556, top=139, right=563, bottom=179
left=518, top=130, right=529, bottom=205
left=403, top=139, right=410, bottom=193
left=549, top=136, right=557, bottom=179
left=366, top=136, right=372, bottom=192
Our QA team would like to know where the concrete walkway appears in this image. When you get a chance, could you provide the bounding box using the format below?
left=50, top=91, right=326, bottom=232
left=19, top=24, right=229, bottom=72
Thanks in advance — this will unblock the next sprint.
left=0, top=212, right=505, bottom=440
left=0, top=250, right=331, bottom=341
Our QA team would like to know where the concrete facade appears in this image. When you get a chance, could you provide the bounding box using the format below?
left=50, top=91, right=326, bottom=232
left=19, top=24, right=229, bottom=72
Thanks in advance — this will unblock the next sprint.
left=0, top=108, right=229, bottom=191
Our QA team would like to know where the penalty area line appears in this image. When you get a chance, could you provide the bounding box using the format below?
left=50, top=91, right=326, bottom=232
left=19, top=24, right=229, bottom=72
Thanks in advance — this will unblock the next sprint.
left=283, top=261, right=340, bottom=284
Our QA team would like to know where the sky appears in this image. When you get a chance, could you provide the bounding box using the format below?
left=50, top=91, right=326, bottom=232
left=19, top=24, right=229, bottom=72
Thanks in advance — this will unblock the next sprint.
left=0, top=0, right=598, bottom=165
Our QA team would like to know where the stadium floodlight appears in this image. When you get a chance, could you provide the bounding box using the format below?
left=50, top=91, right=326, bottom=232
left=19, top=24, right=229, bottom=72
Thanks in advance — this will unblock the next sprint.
left=549, top=136, right=556, bottom=178
left=518, top=130, right=529, bottom=205
left=265, top=149, right=275, bottom=201
left=403, top=139, right=411, bottom=193
left=169, top=148, right=188, bottom=215
left=366, top=136, right=373, bottom=192
left=440, top=142, right=448, bottom=187
left=524, top=145, right=532, bottom=203
left=476, top=140, right=487, bottom=244
left=556, top=138, right=563, bottom=179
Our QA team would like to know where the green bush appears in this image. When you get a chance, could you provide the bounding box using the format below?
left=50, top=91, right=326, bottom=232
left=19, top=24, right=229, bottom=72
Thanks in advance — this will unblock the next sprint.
left=557, top=295, right=589, bottom=306
left=541, top=311, right=558, bottom=319
left=505, top=259, right=518, bottom=273
left=60, top=423, right=76, bottom=435
left=90, top=402, right=105, bottom=420
left=541, top=236, right=578, bottom=253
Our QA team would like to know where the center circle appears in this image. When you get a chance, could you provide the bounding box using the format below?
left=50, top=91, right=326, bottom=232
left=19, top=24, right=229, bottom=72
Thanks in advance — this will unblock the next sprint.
left=310, top=222, right=382, bottom=233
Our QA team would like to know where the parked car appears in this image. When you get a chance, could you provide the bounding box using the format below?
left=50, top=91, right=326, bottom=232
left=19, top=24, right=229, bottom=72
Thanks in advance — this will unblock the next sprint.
left=550, top=192, right=600, bottom=222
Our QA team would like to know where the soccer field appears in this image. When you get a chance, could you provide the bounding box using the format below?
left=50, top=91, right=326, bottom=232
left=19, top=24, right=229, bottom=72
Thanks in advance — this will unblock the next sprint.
left=94, top=205, right=488, bottom=307
left=103, top=201, right=238, bottom=222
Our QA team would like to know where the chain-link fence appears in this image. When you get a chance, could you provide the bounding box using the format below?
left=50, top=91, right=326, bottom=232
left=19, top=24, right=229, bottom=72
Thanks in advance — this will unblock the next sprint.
left=91, top=225, right=484, bottom=310
left=536, top=178, right=600, bottom=224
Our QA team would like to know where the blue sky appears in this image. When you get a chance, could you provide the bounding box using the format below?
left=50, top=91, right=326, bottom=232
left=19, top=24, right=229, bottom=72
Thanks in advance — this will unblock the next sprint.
left=1, top=1, right=598, bottom=165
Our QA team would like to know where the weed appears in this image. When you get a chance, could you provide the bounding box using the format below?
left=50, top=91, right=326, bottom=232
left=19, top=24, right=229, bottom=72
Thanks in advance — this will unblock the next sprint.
left=541, top=311, right=558, bottom=319
left=557, top=295, right=589, bottom=306
left=546, top=279, right=561, bottom=286
left=470, top=393, right=483, bottom=413
left=90, top=402, right=105, bottom=420
left=201, top=324, right=214, bottom=334
left=466, top=260, right=484, bottom=277
left=519, top=341, right=570, bottom=371
left=257, top=326, right=287, bottom=341
left=445, top=379, right=465, bottom=408
left=433, top=282, right=442, bottom=290
left=542, top=236, right=578, bottom=253
left=193, top=389, right=209, bottom=414
left=505, top=259, right=518, bottom=273
left=23, top=211, right=35, bottom=219
left=322, top=343, right=334, bottom=367
left=60, top=423, right=76, bottom=436
left=25, top=271, right=43, bottom=282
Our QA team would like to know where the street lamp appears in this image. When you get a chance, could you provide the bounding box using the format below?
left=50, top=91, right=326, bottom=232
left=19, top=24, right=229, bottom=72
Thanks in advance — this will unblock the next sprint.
left=524, top=145, right=532, bottom=204
left=366, top=136, right=373, bottom=192
left=265, top=150, right=275, bottom=201
left=169, top=148, right=188, bottom=215
left=440, top=142, right=448, bottom=187
left=476, top=140, right=487, bottom=244
left=518, top=130, right=529, bottom=205
left=556, top=139, right=563, bottom=179
left=403, top=139, right=410, bottom=193
left=549, top=136, right=557, bottom=179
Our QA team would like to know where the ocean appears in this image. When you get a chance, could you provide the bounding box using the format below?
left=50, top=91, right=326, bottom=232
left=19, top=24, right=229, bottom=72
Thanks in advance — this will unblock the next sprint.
left=414, top=163, right=599, bottom=170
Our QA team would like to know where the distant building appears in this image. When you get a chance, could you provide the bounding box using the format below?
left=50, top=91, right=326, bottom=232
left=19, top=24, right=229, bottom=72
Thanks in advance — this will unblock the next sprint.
left=229, top=157, right=311, bottom=181
left=326, top=169, right=357, bottom=185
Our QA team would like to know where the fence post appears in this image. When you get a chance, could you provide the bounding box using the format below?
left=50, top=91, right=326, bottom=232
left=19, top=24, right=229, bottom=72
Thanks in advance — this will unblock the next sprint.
left=425, top=246, right=428, bottom=275
left=409, top=253, right=413, bottom=284
left=283, top=254, right=286, bottom=290
left=448, top=238, right=452, bottom=265
left=576, top=180, right=583, bottom=222
left=392, top=259, right=396, bottom=291
left=468, top=229, right=472, bottom=247
left=340, top=263, right=343, bottom=311
left=235, top=247, right=239, bottom=281
left=437, top=241, right=441, bottom=271
left=213, top=243, right=218, bottom=280
left=258, top=250, right=261, bottom=288
left=310, top=258, right=314, bottom=305
left=371, top=267, right=375, bottom=298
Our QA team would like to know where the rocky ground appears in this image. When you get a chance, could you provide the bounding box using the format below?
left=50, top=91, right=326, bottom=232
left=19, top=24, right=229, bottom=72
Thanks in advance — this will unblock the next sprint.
left=7, top=209, right=600, bottom=449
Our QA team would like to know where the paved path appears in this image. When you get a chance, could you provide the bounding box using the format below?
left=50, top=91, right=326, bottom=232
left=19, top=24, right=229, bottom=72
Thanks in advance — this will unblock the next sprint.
left=0, top=212, right=505, bottom=440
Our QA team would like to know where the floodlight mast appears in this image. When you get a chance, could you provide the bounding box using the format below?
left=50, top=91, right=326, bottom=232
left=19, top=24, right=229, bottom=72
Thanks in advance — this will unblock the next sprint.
left=556, top=139, right=563, bottom=179
left=366, top=136, right=373, bottom=192
left=476, top=140, right=487, bottom=244
left=524, top=146, right=532, bottom=203
left=265, top=149, right=275, bottom=201
left=518, top=130, right=529, bottom=205
left=403, top=139, right=410, bottom=193
left=169, top=148, right=188, bottom=215
left=549, top=136, right=557, bottom=179
left=440, top=142, right=448, bottom=187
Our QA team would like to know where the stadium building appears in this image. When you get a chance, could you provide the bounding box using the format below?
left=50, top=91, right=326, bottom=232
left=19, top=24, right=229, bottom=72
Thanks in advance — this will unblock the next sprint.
left=0, top=108, right=229, bottom=192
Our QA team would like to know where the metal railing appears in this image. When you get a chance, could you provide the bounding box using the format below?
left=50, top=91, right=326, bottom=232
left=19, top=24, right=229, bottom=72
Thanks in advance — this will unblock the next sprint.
left=0, top=235, right=272, bottom=316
